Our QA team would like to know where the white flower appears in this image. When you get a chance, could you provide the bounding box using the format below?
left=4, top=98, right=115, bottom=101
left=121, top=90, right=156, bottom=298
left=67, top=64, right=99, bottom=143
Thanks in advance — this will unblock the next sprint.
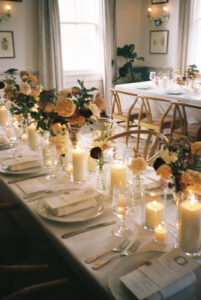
left=19, top=82, right=31, bottom=95
left=84, top=102, right=100, bottom=119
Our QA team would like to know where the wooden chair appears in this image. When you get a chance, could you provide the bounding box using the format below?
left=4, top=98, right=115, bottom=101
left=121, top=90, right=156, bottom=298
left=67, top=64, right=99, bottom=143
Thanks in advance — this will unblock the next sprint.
left=170, top=102, right=201, bottom=142
left=0, top=202, right=71, bottom=299
left=110, top=129, right=168, bottom=165
left=137, top=96, right=178, bottom=134
left=111, top=89, right=145, bottom=141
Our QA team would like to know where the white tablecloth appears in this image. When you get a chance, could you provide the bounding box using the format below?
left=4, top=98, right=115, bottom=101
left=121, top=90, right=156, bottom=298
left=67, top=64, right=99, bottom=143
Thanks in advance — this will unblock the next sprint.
left=115, top=82, right=201, bottom=124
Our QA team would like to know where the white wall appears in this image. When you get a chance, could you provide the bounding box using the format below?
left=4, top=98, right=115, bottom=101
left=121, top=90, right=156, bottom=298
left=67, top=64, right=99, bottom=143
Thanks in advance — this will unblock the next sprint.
left=139, top=0, right=180, bottom=69
left=116, top=0, right=180, bottom=70
left=0, top=0, right=38, bottom=74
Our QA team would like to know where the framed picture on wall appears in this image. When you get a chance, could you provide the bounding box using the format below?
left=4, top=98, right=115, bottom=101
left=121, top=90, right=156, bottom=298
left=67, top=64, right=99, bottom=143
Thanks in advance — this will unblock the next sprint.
left=151, top=0, right=168, bottom=4
left=149, top=30, right=169, bottom=54
left=0, top=31, right=15, bottom=58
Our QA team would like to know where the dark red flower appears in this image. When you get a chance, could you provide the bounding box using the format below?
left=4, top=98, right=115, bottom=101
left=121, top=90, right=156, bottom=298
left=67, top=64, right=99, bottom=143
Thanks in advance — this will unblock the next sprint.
left=90, top=147, right=102, bottom=159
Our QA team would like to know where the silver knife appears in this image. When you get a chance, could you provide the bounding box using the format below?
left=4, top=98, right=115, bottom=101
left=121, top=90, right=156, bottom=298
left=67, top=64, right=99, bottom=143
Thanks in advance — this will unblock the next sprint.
left=8, top=172, right=49, bottom=184
left=61, top=221, right=116, bottom=239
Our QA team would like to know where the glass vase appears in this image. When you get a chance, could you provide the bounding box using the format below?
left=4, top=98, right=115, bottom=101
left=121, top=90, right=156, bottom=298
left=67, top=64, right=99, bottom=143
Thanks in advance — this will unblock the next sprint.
left=41, top=133, right=58, bottom=179
left=96, top=165, right=107, bottom=194
left=132, top=174, right=144, bottom=205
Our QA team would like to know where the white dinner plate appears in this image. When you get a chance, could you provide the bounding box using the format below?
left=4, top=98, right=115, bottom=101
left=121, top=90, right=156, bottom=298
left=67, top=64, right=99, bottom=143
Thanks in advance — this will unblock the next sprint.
left=108, top=251, right=162, bottom=300
left=108, top=251, right=201, bottom=300
left=0, top=165, right=46, bottom=175
left=35, top=197, right=105, bottom=223
left=166, top=91, right=183, bottom=95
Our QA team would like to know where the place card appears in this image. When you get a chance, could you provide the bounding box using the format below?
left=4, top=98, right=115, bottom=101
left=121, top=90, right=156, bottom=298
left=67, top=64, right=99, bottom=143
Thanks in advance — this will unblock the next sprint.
left=121, top=248, right=200, bottom=300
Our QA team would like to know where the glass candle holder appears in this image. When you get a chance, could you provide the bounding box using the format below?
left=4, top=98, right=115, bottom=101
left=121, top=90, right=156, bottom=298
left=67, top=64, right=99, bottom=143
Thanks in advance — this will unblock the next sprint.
left=110, top=158, right=128, bottom=193
left=143, top=190, right=166, bottom=231
left=155, top=222, right=168, bottom=243
left=178, top=193, right=201, bottom=256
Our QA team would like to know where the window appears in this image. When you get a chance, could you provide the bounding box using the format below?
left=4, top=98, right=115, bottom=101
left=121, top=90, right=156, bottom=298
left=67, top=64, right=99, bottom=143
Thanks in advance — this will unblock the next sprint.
left=58, top=0, right=103, bottom=75
left=188, top=0, right=201, bottom=70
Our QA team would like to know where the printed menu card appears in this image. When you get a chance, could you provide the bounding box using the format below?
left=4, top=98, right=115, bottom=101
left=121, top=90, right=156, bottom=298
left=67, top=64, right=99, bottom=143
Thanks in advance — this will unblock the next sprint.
left=120, top=248, right=200, bottom=300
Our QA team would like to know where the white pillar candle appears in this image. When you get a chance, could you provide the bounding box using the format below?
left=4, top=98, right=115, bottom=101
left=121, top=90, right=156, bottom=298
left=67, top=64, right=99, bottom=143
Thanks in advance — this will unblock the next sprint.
left=162, top=75, right=168, bottom=89
left=72, top=146, right=87, bottom=182
left=179, top=195, right=201, bottom=254
left=145, top=200, right=164, bottom=229
left=155, top=223, right=167, bottom=242
left=0, top=106, right=8, bottom=126
left=111, top=163, right=127, bottom=189
left=27, top=124, right=40, bottom=150
left=88, top=153, right=97, bottom=172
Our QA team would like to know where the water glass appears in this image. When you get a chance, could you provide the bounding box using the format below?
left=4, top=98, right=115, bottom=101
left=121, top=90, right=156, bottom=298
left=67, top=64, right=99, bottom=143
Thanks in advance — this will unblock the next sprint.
left=5, top=125, right=17, bottom=158
left=112, top=185, right=133, bottom=237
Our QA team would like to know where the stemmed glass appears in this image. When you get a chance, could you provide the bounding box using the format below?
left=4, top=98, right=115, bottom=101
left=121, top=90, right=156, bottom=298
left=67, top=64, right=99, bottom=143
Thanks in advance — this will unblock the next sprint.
left=5, top=125, right=17, bottom=158
left=112, top=185, right=133, bottom=237
left=149, top=72, right=156, bottom=83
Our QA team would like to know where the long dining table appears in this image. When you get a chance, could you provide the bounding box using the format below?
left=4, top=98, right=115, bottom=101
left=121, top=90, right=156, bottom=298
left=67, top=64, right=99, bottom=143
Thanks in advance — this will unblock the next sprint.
left=0, top=137, right=201, bottom=300
left=115, top=81, right=201, bottom=124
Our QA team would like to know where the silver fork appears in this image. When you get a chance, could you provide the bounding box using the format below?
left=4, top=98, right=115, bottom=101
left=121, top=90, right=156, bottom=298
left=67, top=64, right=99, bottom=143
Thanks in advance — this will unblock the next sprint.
left=92, top=240, right=141, bottom=270
left=85, top=238, right=129, bottom=264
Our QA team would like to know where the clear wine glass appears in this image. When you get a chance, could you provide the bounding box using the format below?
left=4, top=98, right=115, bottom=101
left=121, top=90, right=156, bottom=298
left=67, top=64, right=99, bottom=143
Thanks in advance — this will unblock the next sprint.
left=5, top=125, right=17, bottom=158
left=43, top=141, right=58, bottom=180
left=112, top=185, right=133, bottom=237
left=149, top=72, right=156, bottom=82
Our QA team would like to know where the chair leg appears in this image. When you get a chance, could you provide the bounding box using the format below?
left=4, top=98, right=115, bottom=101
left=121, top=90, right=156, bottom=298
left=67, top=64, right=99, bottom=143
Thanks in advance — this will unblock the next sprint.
left=3, top=277, right=71, bottom=300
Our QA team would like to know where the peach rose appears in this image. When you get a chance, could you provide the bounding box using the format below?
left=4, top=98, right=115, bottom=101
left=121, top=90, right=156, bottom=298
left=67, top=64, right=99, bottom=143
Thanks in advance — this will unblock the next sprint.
left=58, top=88, right=72, bottom=97
left=94, top=93, right=107, bottom=110
left=129, top=157, right=147, bottom=175
left=182, top=169, right=201, bottom=187
left=19, top=82, right=31, bottom=95
left=69, top=110, right=85, bottom=125
left=30, top=86, right=41, bottom=98
left=27, top=75, right=38, bottom=83
left=156, top=164, right=171, bottom=180
left=20, top=71, right=30, bottom=78
left=42, top=102, right=55, bottom=113
left=191, top=142, right=201, bottom=156
left=55, top=98, right=76, bottom=118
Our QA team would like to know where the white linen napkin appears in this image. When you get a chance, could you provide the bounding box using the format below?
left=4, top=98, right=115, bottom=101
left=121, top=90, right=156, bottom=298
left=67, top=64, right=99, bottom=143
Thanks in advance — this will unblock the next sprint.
left=17, top=178, right=47, bottom=195
left=45, top=187, right=101, bottom=217
left=2, top=157, right=41, bottom=171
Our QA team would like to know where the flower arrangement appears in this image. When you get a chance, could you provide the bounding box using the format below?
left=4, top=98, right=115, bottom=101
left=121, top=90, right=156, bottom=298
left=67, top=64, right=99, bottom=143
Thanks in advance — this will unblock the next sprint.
left=128, top=149, right=147, bottom=175
left=3, top=69, right=42, bottom=122
left=90, top=123, right=113, bottom=170
left=31, top=80, right=107, bottom=138
left=153, top=139, right=201, bottom=193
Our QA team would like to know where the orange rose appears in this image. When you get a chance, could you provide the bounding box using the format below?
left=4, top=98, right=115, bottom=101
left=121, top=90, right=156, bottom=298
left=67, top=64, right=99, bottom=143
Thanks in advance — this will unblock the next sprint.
left=55, top=98, right=76, bottom=118
left=42, top=103, right=55, bottom=113
left=5, top=78, right=14, bottom=84
left=156, top=164, right=171, bottom=180
left=69, top=110, right=85, bottom=125
left=27, top=75, right=38, bottom=83
left=94, top=93, right=107, bottom=110
left=191, top=142, right=201, bottom=156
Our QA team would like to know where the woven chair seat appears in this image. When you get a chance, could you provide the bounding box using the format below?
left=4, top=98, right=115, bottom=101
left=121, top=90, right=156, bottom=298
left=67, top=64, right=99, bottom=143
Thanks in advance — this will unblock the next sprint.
left=140, top=115, right=180, bottom=127
left=175, top=123, right=201, bottom=140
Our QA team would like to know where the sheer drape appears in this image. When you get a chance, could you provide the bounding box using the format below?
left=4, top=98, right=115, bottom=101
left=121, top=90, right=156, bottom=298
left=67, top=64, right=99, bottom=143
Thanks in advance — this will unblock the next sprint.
left=178, top=0, right=192, bottom=76
left=38, top=0, right=64, bottom=90
left=101, top=0, right=116, bottom=113
left=187, top=0, right=201, bottom=70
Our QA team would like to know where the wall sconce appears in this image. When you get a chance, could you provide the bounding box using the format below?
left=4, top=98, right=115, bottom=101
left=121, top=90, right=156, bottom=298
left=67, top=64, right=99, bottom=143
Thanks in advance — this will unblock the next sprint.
left=147, top=6, right=169, bottom=26
left=0, top=4, right=12, bottom=25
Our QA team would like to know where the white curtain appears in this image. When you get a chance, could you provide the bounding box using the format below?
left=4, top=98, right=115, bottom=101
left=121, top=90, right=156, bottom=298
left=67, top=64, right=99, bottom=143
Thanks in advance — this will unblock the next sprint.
left=38, top=0, right=64, bottom=90
left=101, top=0, right=116, bottom=113
left=187, top=0, right=201, bottom=70
left=178, top=0, right=193, bottom=76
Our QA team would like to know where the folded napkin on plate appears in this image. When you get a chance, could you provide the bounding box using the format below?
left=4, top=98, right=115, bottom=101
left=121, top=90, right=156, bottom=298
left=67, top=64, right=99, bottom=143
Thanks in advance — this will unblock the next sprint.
left=2, top=157, right=41, bottom=171
left=45, top=187, right=101, bottom=217
left=0, top=138, right=10, bottom=150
